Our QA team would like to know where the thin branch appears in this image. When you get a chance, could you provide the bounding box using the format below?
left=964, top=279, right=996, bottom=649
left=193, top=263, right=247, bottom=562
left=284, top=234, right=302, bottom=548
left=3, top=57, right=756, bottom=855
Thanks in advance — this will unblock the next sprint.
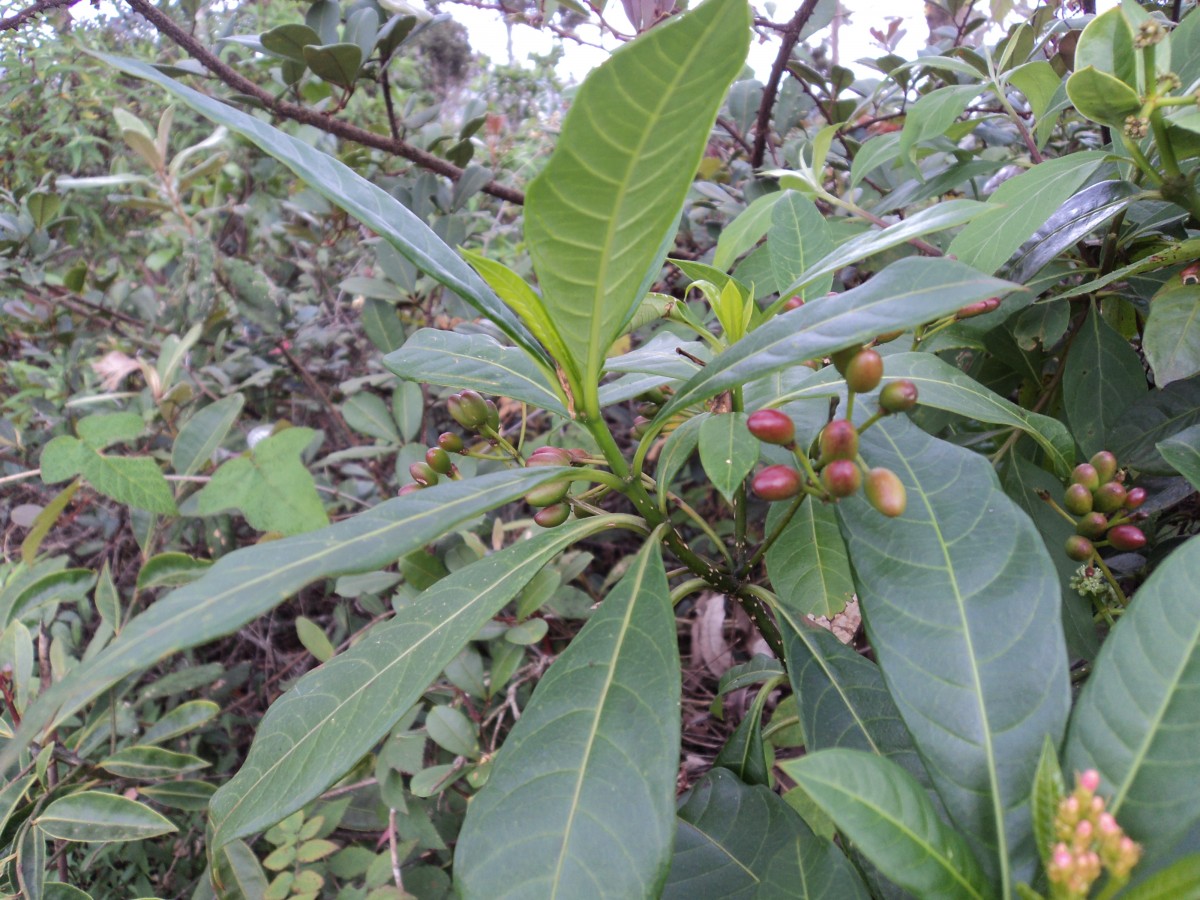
left=119, top=0, right=525, bottom=204
left=751, top=0, right=823, bottom=168
left=0, top=0, right=80, bottom=31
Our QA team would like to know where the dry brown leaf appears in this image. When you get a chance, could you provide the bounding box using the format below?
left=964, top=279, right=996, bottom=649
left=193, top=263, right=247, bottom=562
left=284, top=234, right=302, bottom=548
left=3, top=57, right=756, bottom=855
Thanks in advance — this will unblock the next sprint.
left=691, top=592, right=732, bottom=677
left=91, top=351, right=142, bottom=391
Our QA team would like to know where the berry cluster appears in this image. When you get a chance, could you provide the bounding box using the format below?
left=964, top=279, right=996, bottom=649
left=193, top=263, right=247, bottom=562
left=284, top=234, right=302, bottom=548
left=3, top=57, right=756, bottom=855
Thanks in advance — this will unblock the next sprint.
left=1060, top=451, right=1147, bottom=562
left=1046, top=770, right=1141, bottom=899
left=745, top=346, right=919, bottom=518
left=399, top=389, right=497, bottom=495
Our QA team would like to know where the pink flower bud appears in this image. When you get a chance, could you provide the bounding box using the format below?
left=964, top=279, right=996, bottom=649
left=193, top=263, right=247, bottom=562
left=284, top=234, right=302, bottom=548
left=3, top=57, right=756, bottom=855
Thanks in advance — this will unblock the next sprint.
left=1076, top=820, right=1093, bottom=841
left=1092, top=796, right=1105, bottom=814
left=1098, top=812, right=1118, bottom=834
left=1052, top=846, right=1073, bottom=870
left=1079, top=769, right=1100, bottom=792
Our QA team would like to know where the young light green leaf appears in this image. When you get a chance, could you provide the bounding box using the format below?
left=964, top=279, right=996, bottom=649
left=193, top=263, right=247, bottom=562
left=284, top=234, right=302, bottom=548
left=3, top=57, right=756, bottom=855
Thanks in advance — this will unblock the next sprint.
left=1064, top=534, right=1200, bottom=857
left=662, top=767, right=870, bottom=899
left=713, top=192, right=781, bottom=273
left=1066, top=66, right=1142, bottom=126
left=94, top=53, right=546, bottom=366
left=659, top=258, right=1018, bottom=420
left=208, top=515, right=627, bottom=847
left=766, top=500, right=855, bottom=618
left=899, top=83, right=980, bottom=165
left=1063, top=305, right=1148, bottom=458
left=454, top=541, right=679, bottom=899
left=1, top=467, right=576, bottom=773
left=782, top=750, right=994, bottom=900
left=41, top=437, right=177, bottom=515
left=698, top=413, right=759, bottom=504
left=171, top=394, right=244, bottom=476
left=36, top=792, right=176, bottom=842
left=838, top=418, right=1071, bottom=892
left=523, top=0, right=750, bottom=387
left=76, top=412, right=144, bottom=451
left=213, top=839, right=271, bottom=899
left=384, top=328, right=569, bottom=417
left=1144, top=280, right=1200, bottom=387
left=295, top=615, right=335, bottom=662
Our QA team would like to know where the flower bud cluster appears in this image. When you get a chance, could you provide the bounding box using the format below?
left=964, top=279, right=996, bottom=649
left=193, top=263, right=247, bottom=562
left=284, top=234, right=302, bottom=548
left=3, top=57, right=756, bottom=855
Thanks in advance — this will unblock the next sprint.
left=1046, top=770, right=1141, bottom=899
left=1133, top=19, right=1166, bottom=48
left=1060, top=451, right=1147, bottom=561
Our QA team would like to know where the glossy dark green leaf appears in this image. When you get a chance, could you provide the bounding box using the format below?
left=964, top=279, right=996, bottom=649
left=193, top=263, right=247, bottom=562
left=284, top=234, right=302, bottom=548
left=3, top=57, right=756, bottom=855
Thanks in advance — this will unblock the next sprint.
left=454, top=541, right=679, bottom=898
left=782, top=750, right=993, bottom=900
left=1112, top=375, right=1200, bottom=475
left=698, top=413, right=758, bottom=503
left=838, top=418, right=1071, bottom=892
left=171, top=393, right=243, bottom=477
left=93, top=53, right=546, bottom=366
left=0, top=468, right=574, bottom=772
left=384, top=328, right=568, bottom=417
left=1158, top=423, right=1200, bottom=490
left=1066, top=66, right=1142, bottom=127
left=659, top=258, right=1016, bottom=420
left=1063, top=305, right=1148, bottom=458
left=301, top=42, right=362, bottom=88
left=766, top=499, right=855, bottom=618
left=662, top=768, right=869, bottom=899
left=36, top=792, right=176, bottom=842
left=524, top=0, right=749, bottom=386
left=1144, top=280, right=1200, bottom=387
left=1064, top=534, right=1200, bottom=857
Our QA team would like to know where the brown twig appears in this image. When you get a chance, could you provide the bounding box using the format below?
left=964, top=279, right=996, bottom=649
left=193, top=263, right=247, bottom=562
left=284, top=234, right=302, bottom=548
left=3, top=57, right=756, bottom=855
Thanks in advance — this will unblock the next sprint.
left=0, top=0, right=79, bottom=31
left=751, top=0, right=823, bottom=168
left=119, top=0, right=525, bottom=204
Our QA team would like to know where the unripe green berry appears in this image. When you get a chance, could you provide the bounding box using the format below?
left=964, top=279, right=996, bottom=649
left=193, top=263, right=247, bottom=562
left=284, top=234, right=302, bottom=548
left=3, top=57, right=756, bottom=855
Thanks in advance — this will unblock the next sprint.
left=830, top=345, right=863, bottom=374
left=437, top=432, right=464, bottom=453
left=821, top=459, right=862, bottom=498
left=865, top=468, right=906, bottom=517
left=1124, top=487, right=1147, bottom=510
left=1064, top=483, right=1094, bottom=516
left=844, top=349, right=884, bottom=393
left=1071, top=463, right=1100, bottom=493
left=409, top=462, right=439, bottom=487
left=1076, top=512, right=1109, bottom=539
left=1107, top=524, right=1146, bottom=551
left=819, top=419, right=859, bottom=463
left=425, top=447, right=453, bottom=475
left=747, top=409, right=795, bottom=445
left=879, top=380, right=919, bottom=414
left=534, top=503, right=571, bottom=528
left=525, top=479, right=570, bottom=507
left=752, top=465, right=802, bottom=501
left=484, top=399, right=500, bottom=431
left=1065, top=535, right=1094, bottom=561
left=448, top=390, right=488, bottom=428
left=631, top=416, right=651, bottom=439
left=1090, top=451, right=1118, bottom=484
left=1093, top=482, right=1127, bottom=514
left=637, top=401, right=660, bottom=418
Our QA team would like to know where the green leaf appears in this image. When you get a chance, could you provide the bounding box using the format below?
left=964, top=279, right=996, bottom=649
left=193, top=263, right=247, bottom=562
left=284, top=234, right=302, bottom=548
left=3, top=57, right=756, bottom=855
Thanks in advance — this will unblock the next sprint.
left=1112, top=375, right=1200, bottom=475
left=140, top=699, right=220, bottom=745
left=782, top=750, right=994, bottom=900
left=698, top=413, right=759, bottom=503
left=41, top=437, right=177, bottom=514
left=39, top=436, right=89, bottom=484
left=213, top=839, right=271, bottom=899
left=881, top=352, right=1075, bottom=477
left=523, top=0, right=749, bottom=387
left=98, top=745, right=210, bottom=778
left=766, top=499, right=855, bottom=618
left=171, top=394, right=243, bottom=476
left=454, top=541, right=679, bottom=898
left=190, top=427, right=328, bottom=535
left=713, top=192, right=782, bottom=273
left=295, top=615, right=335, bottom=662
left=392, top=380, right=423, bottom=442
left=1074, top=6, right=1137, bottom=87
left=17, top=822, right=45, bottom=900
left=425, top=705, right=479, bottom=758
left=140, top=780, right=217, bottom=811
left=4, top=569, right=95, bottom=625
left=899, top=84, right=980, bottom=165
left=361, top=298, right=406, bottom=353
left=42, top=883, right=91, bottom=900
left=341, top=392, right=401, bottom=443
left=769, top=190, right=833, bottom=301
left=1051, top=238, right=1200, bottom=303
left=20, top=481, right=80, bottom=564
left=1063, top=305, right=1148, bottom=459
left=76, top=412, right=144, bottom=450
left=1158, top=423, right=1200, bottom=490
left=1030, top=735, right=1064, bottom=867
left=947, top=152, right=1108, bottom=274
left=1118, top=853, right=1200, bottom=900
left=135, top=552, right=212, bottom=591
left=94, top=54, right=546, bottom=367
left=655, top=413, right=707, bottom=508
left=659, top=258, right=1018, bottom=420
left=1064, top=534, right=1200, bottom=856
left=384, top=328, right=568, bottom=417
left=779, top=616, right=928, bottom=785
left=1066, top=66, right=1143, bottom=127
left=779, top=199, right=992, bottom=300
left=838, top=418, right=1071, bottom=891
left=301, top=42, right=362, bottom=88
left=1, top=467, right=575, bottom=772
left=260, top=23, right=321, bottom=63
left=305, top=0, right=339, bottom=43
left=36, top=792, right=176, bottom=842
left=1144, top=280, right=1200, bottom=387
left=208, top=515, right=622, bottom=847
left=712, top=684, right=771, bottom=787
left=662, top=768, right=869, bottom=899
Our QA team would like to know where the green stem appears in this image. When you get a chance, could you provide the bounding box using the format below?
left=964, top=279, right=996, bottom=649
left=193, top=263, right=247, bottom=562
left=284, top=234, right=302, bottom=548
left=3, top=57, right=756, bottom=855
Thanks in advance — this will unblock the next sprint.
left=669, top=578, right=708, bottom=607
left=1148, top=108, right=1181, bottom=178
left=1089, top=552, right=1128, bottom=606
left=1119, top=133, right=1165, bottom=187
left=668, top=491, right=735, bottom=567
left=739, top=492, right=808, bottom=578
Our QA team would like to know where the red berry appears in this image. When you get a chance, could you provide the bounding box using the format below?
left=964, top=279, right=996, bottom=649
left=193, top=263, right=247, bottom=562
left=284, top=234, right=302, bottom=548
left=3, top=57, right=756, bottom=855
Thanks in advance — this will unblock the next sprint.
left=878, top=380, right=918, bottom=413
left=1064, top=483, right=1093, bottom=516
left=821, top=460, right=862, bottom=498
left=747, top=409, right=795, bottom=445
left=534, top=503, right=571, bottom=528
left=955, top=297, right=1001, bottom=319
left=1072, top=463, right=1100, bottom=493
left=865, top=468, right=906, bottom=517
left=844, top=349, right=884, bottom=393
left=1107, top=524, right=1146, bottom=551
left=830, top=345, right=863, bottom=374
left=1076, top=512, right=1109, bottom=539
left=1065, top=535, right=1094, bottom=561
left=819, top=419, right=859, bottom=463
left=1124, top=487, right=1146, bottom=509
left=1090, top=451, right=1118, bottom=484
left=1093, top=482, right=1127, bottom=514
left=784, top=296, right=804, bottom=311
left=752, top=465, right=802, bottom=501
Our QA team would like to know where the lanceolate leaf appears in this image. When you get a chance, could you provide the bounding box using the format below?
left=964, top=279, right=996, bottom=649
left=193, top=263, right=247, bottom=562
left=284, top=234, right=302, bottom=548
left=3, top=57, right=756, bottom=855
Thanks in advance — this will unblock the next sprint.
left=659, top=258, right=1018, bottom=420
left=94, top=53, right=547, bottom=366
left=383, top=328, right=568, bottom=417
left=698, top=413, right=758, bottom=504
left=454, top=541, right=679, bottom=899
left=662, top=768, right=870, bottom=899
left=171, top=393, right=243, bottom=477
left=523, top=0, right=749, bottom=388
left=769, top=190, right=833, bottom=301
left=209, top=516, right=630, bottom=847
left=0, top=468, right=574, bottom=771
left=1063, top=305, right=1148, bottom=458
left=766, top=500, right=855, bottom=618
left=838, top=418, right=1071, bottom=891
left=782, top=750, right=994, bottom=900
left=36, top=792, right=176, bottom=842
left=1143, top=280, right=1200, bottom=387
left=1064, top=534, right=1200, bottom=856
